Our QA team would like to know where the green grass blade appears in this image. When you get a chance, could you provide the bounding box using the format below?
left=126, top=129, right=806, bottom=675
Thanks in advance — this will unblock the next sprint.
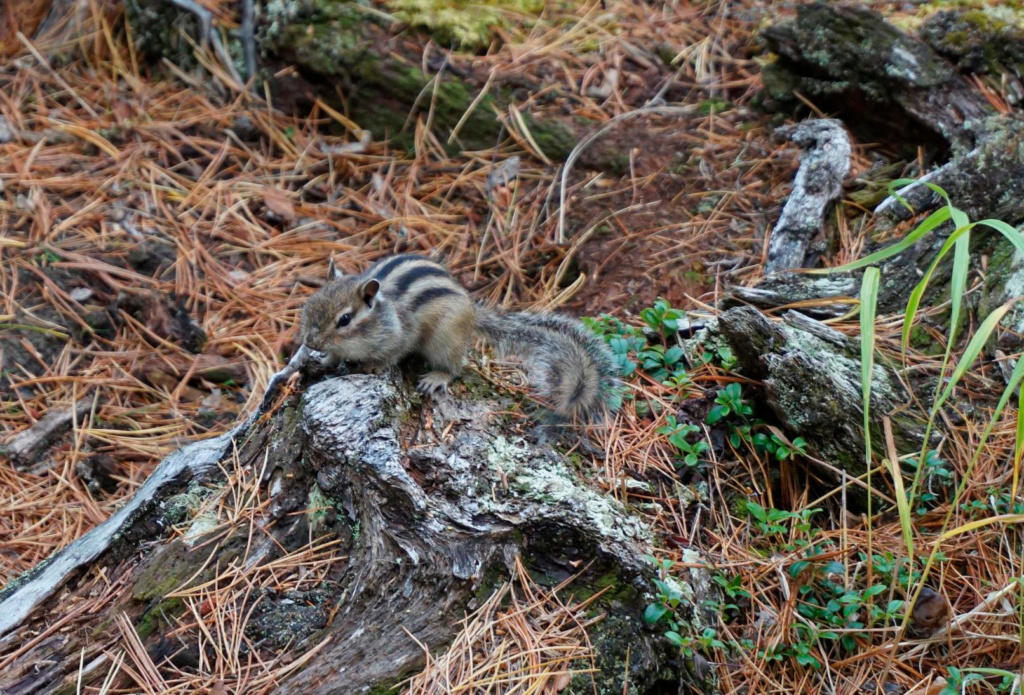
left=899, top=314, right=1024, bottom=651
left=860, top=266, right=880, bottom=589
left=884, top=451, right=913, bottom=563
left=1015, top=365, right=1024, bottom=502
left=900, top=223, right=975, bottom=354
left=808, top=206, right=951, bottom=275
left=934, top=300, right=1019, bottom=413
left=944, top=229, right=971, bottom=360
left=976, top=219, right=1024, bottom=258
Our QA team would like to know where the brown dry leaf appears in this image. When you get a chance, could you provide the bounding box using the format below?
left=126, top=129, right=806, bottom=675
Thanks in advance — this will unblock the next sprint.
left=906, top=676, right=947, bottom=695
left=262, top=186, right=296, bottom=221
left=551, top=672, right=572, bottom=692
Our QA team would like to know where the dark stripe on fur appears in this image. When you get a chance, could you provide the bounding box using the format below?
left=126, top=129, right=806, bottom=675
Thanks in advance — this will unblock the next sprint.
left=410, top=286, right=461, bottom=312
left=372, top=254, right=425, bottom=281
left=391, top=264, right=450, bottom=296
left=475, top=308, right=618, bottom=423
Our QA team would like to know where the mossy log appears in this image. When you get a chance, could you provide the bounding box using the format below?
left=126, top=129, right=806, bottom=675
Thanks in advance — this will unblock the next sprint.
left=125, top=0, right=578, bottom=157
left=0, top=366, right=713, bottom=694
left=761, top=2, right=992, bottom=148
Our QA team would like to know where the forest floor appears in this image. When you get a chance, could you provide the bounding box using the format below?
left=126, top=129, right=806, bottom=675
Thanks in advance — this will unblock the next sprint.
left=1, top=1, right=1022, bottom=694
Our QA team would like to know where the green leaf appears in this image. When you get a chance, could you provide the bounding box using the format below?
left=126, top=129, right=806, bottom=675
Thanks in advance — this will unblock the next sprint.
left=934, top=299, right=1020, bottom=412
left=746, top=501, right=767, bottom=523
left=707, top=404, right=728, bottom=424
left=900, top=223, right=970, bottom=353
left=860, top=267, right=879, bottom=488
left=644, top=602, right=669, bottom=625
left=664, top=631, right=686, bottom=647
left=794, top=652, right=821, bottom=669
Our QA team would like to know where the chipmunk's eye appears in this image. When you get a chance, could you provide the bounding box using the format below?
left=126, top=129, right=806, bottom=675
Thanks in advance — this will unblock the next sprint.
left=336, top=313, right=351, bottom=329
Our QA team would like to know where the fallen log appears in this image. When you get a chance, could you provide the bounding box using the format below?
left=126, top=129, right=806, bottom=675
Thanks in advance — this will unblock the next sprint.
left=684, top=306, right=930, bottom=499
left=738, top=4, right=1024, bottom=361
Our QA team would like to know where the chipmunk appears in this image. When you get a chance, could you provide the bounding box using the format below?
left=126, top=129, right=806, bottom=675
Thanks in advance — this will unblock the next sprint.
left=300, top=254, right=619, bottom=424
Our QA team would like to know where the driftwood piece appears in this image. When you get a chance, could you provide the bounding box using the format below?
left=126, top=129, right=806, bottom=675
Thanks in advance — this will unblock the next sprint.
left=0, top=399, right=91, bottom=469
left=765, top=119, right=851, bottom=274
left=685, top=307, right=928, bottom=497
left=0, top=356, right=708, bottom=693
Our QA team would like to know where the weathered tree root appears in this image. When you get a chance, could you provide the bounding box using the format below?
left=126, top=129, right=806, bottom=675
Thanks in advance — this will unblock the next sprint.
left=0, top=347, right=313, bottom=641
left=685, top=306, right=929, bottom=498
left=1, top=366, right=711, bottom=694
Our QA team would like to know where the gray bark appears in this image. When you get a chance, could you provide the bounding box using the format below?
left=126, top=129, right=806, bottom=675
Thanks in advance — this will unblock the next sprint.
left=765, top=119, right=851, bottom=275
left=685, top=307, right=930, bottom=500
left=761, top=3, right=992, bottom=148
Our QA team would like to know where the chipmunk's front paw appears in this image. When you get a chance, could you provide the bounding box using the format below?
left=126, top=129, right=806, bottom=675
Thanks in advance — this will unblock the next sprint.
left=418, top=371, right=454, bottom=394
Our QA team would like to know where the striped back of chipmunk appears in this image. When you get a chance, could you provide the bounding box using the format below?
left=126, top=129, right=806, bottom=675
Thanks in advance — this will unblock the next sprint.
left=366, top=254, right=469, bottom=312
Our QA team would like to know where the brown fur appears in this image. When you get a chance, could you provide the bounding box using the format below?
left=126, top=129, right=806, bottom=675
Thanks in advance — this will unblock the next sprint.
left=301, top=255, right=618, bottom=422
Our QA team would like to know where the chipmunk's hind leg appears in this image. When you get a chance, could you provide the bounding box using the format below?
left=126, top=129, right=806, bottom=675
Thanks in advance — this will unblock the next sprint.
left=417, top=307, right=474, bottom=394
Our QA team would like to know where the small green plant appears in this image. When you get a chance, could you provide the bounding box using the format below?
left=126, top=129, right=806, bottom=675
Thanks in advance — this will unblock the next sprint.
left=904, top=450, right=953, bottom=514
left=706, top=383, right=752, bottom=424
left=643, top=557, right=726, bottom=656
left=640, top=297, right=686, bottom=337
left=711, top=573, right=750, bottom=613
left=583, top=315, right=646, bottom=379
left=752, top=433, right=808, bottom=461
left=746, top=501, right=819, bottom=539
left=941, top=667, right=1017, bottom=695
left=638, top=344, right=688, bottom=383
left=699, top=345, right=737, bottom=370
left=657, top=415, right=709, bottom=468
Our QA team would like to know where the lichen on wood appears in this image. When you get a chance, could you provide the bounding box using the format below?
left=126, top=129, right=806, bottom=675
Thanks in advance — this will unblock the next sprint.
left=760, top=2, right=991, bottom=147
left=765, top=119, right=851, bottom=274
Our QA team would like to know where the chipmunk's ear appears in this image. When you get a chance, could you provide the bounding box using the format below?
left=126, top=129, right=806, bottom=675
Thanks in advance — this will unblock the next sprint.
left=327, top=256, right=343, bottom=282
left=361, top=279, right=380, bottom=306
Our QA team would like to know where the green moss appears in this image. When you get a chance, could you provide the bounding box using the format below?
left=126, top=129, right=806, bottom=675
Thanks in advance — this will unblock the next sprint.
left=307, top=484, right=336, bottom=534
left=523, top=115, right=576, bottom=162
left=267, top=3, right=581, bottom=155
left=920, top=7, right=1024, bottom=77
left=133, top=541, right=201, bottom=601
left=366, top=684, right=402, bottom=695
left=384, top=0, right=543, bottom=48
left=133, top=596, right=186, bottom=638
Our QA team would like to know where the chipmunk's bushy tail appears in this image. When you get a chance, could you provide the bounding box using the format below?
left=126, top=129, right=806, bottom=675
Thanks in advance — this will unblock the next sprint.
left=475, top=307, right=619, bottom=424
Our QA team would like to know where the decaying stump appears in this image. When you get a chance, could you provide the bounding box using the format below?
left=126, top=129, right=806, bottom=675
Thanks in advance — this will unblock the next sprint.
left=0, top=365, right=713, bottom=694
